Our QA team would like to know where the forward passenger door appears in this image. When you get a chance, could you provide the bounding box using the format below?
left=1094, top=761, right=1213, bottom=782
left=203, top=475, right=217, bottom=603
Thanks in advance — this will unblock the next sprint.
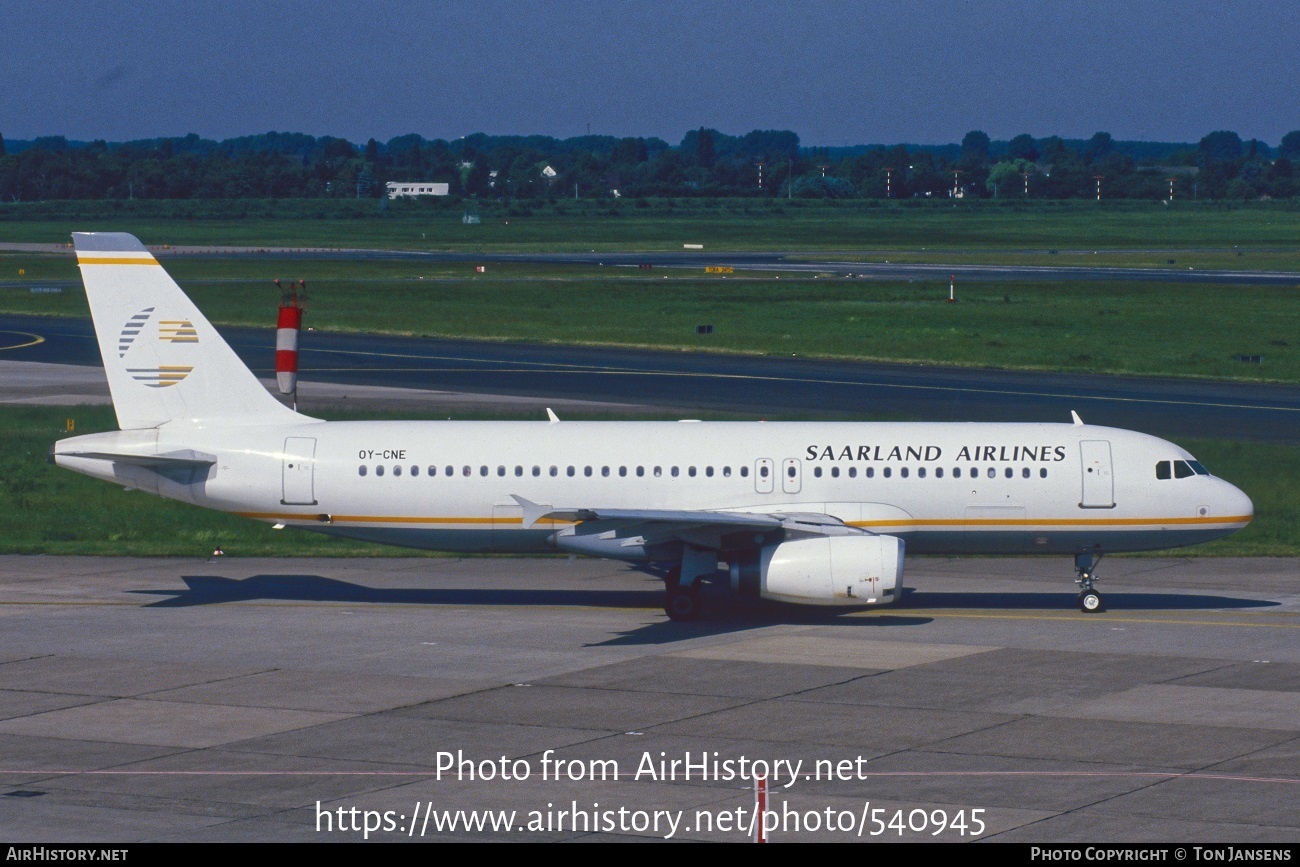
left=1079, top=440, right=1115, bottom=508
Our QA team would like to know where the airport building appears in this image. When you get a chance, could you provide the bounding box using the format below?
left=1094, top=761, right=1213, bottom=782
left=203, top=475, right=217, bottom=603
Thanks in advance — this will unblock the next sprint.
left=386, top=181, right=450, bottom=199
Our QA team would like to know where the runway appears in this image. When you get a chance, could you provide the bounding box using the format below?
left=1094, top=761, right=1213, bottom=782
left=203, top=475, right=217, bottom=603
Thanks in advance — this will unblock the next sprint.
left=3, top=314, right=1298, bottom=443
left=0, top=554, right=1295, bottom=842
left=5, top=242, right=1300, bottom=285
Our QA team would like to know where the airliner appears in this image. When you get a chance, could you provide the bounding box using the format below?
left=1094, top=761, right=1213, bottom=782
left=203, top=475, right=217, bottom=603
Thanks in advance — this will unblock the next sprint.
left=52, top=233, right=1253, bottom=619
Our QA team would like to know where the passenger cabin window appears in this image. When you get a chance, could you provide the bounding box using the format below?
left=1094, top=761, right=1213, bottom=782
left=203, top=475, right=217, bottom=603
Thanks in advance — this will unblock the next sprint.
left=376, top=465, right=385, bottom=477
left=358, top=465, right=367, bottom=477
left=935, top=467, right=943, bottom=478
left=848, top=467, right=857, bottom=478
left=740, top=466, right=749, bottom=478
left=637, top=466, right=645, bottom=477
left=549, top=466, right=558, bottom=477
left=480, top=466, right=488, bottom=477
left=602, top=466, right=610, bottom=477
left=497, top=466, right=506, bottom=477
left=883, top=467, right=892, bottom=478
left=515, top=466, right=523, bottom=477
left=671, top=467, right=680, bottom=477
left=918, top=467, right=926, bottom=478
left=393, top=465, right=402, bottom=477
left=428, top=465, right=437, bottom=476
left=533, top=466, right=541, bottom=477
left=619, top=466, right=627, bottom=477
left=813, top=467, right=822, bottom=478
left=723, top=467, right=731, bottom=477
left=954, top=467, right=962, bottom=479
left=866, top=467, right=875, bottom=478
left=831, top=467, right=840, bottom=478
left=567, top=466, right=575, bottom=477
left=1004, top=467, right=1013, bottom=479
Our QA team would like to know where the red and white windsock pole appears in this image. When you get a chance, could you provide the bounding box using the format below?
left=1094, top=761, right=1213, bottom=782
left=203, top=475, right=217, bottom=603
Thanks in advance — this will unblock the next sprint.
left=274, top=279, right=307, bottom=409
left=752, top=774, right=768, bottom=843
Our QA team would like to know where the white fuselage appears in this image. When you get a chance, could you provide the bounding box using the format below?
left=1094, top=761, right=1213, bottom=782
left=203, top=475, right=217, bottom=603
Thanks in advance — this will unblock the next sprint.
left=56, top=418, right=1254, bottom=559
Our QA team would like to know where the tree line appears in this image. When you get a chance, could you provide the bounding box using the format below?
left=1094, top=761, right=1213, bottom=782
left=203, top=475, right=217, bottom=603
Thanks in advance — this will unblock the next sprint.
left=2, top=127, right=1298, bottom=203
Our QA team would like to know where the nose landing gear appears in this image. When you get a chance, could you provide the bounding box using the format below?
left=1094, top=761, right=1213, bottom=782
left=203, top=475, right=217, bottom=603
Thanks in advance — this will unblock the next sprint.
left=1074, top=551, right=1105, bottom=613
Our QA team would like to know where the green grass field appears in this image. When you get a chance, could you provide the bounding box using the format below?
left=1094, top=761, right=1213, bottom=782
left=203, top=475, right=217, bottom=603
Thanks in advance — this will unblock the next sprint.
left=2, top=254, right=1295, bottom=383
left=2, top=406, right=1290, bottom=557
left=4, top=198, right=1300, bottom=259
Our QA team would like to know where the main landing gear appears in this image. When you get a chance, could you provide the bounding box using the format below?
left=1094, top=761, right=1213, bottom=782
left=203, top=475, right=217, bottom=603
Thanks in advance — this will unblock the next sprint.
left=1074, top=551, right=1104, bottom=613
left=663, top=569, right=702, bottom=622
left=662, top=546, right=717, bottom=621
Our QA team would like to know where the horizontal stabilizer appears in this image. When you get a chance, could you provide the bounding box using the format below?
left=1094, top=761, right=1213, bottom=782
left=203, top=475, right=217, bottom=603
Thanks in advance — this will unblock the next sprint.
left=57, top=449, right=217, bottom=468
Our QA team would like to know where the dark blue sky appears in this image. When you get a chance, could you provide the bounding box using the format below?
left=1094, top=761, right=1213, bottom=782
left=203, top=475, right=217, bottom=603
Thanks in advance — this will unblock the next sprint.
left=3, top=0, right=1297, bottom=146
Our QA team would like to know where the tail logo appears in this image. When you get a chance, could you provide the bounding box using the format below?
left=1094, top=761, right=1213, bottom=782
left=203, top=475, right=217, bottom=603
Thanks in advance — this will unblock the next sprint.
left=118, top=308, right=198, bottom=387
left=127, top=365, right=194, bottom=388
left=159, top=320, right=199, bottom=343
left=118, top=307, right=155, bottom=357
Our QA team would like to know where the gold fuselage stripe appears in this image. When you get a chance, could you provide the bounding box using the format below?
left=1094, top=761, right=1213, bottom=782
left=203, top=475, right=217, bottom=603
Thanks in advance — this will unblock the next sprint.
left=234, top=512, right=1251, bottom=529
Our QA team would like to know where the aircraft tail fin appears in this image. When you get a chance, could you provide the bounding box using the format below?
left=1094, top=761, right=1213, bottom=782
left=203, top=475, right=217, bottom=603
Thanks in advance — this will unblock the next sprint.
left=73, top=232, right=304, bottom=430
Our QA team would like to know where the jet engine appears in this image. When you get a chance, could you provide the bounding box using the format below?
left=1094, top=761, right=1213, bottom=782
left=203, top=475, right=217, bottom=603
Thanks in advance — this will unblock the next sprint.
left=729, top=534, right=905, bottom=606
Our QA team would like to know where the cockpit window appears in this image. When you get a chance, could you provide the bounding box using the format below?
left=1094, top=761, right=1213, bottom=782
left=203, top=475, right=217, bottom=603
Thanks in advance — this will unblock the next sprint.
left=1160, top=459, right=1212, bottom=480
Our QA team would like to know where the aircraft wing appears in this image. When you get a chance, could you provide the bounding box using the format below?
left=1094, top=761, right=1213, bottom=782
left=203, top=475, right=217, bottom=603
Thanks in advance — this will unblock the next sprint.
left=511, top=495, right=861, bottom=549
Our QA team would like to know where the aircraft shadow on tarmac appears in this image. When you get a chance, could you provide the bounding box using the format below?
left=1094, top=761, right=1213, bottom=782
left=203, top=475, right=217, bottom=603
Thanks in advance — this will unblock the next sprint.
left=905, top=590, right=1279, bottom=611
left=135, top=574, right=667, bottom=610
left=129, top=573, right=936, bottom=644
left=134, top=574, right=1279, bottom=613
left=128, top=575, right=1278, bottom=646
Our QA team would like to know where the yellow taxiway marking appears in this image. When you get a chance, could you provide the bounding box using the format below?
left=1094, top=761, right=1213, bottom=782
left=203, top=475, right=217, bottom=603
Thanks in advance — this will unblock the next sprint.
left=0, top=331, right=46, bottom=352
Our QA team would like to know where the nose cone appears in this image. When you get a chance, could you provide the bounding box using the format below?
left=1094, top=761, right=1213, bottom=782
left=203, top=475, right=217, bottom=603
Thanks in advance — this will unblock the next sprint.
left=1221, top=479, right=1254, bottom=528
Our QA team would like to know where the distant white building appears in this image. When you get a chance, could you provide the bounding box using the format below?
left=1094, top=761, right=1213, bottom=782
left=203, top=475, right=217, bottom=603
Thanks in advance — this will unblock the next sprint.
left=386, top=181, right=450, bottom=199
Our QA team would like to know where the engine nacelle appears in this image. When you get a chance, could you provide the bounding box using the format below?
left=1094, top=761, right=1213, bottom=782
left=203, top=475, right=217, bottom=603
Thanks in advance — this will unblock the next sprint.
left=729, top=535, right=905, bottom=606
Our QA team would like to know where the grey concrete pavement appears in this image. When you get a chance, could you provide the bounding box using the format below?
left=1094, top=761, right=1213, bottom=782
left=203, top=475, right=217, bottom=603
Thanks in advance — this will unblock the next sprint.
left=0, top=554, right=1294, bottom=842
